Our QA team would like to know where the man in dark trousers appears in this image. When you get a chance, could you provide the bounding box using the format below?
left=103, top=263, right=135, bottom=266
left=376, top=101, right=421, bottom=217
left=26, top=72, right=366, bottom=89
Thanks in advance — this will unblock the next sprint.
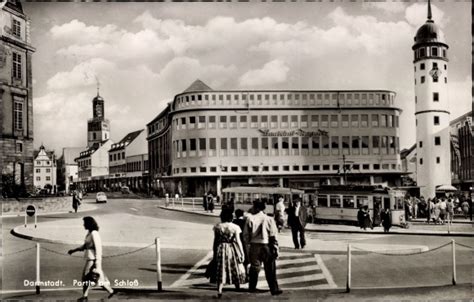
left=287, top=199, right=307, bottom=249
left=243, top=200, right=282, bottom=296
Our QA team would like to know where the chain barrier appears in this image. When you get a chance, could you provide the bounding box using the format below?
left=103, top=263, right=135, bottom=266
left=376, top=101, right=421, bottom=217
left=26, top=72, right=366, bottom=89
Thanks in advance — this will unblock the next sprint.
left=352, top=241, right=452, bottom=256
left=3, top=245, right=37, bottom=256
left=40, top=242, right=155, bottom=259
left=455, top=242, right=474, bottom=250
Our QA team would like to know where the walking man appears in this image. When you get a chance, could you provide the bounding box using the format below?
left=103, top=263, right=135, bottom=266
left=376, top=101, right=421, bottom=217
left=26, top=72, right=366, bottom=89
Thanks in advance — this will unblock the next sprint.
left=287, top=199, right=307, bottom=249
left=243, top=200, right=282, bottom=296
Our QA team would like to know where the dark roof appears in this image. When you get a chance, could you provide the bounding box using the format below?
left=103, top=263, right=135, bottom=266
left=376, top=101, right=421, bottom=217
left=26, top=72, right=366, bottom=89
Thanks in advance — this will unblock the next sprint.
left=5, top=0, right=23, bottom=14
left=400, top=143, right=416, bottom=159
left=75, top=143, right=102, bottom=161
left=110, top=129, right=143, bottom=151
left=183, top=79, right=213, bottom=93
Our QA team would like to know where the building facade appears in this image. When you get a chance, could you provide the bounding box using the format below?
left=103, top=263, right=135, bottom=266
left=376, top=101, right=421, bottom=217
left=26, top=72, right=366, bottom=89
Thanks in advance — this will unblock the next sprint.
left=450, top=111, right=473, bottom=192
left=413, top=0, right=451, bottom=199
left=108, top=129, right=149, bottom=192
left=33, top=145, right=57, bottom=193
left=0, top=0, right=36, bottom=196
left=148, top=80, right=403, bottom=197
left=57, top=147, right=82, bottom=194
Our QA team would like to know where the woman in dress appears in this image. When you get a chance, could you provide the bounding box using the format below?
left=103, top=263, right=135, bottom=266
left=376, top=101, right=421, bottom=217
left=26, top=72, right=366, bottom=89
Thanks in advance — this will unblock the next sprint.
left=212, top=208, right=245, bottom=298
left=68, top=216, right=115, bottom=300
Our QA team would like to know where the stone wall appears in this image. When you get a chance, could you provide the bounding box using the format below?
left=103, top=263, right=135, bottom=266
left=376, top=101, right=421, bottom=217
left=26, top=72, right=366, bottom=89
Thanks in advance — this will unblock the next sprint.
left=2, top=196, right=72, bottom=214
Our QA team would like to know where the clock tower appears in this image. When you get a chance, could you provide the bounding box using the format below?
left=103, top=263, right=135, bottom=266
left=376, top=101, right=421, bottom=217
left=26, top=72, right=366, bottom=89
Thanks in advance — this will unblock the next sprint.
left=87, top=90, right=110, bottom=147
left=413, top=0, right=451, bottom=198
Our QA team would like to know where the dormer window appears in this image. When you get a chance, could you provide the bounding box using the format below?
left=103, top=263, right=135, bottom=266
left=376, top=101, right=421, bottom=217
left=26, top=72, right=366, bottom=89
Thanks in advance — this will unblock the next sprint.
left=431, top=47, right=438, bottom=57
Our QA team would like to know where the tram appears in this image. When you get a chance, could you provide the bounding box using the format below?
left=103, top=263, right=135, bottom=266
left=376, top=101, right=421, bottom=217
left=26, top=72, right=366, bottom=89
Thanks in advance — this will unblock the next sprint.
left=222, top=186, right=304, bottom=214
left=308, top=185, right=407, bottom=226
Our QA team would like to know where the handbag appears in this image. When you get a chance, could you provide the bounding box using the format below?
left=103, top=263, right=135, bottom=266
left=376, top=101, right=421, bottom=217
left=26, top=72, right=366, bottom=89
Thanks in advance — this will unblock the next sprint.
left=84, top=261, right=100, bottom=285
left=204, top=257, right=217, bottom=283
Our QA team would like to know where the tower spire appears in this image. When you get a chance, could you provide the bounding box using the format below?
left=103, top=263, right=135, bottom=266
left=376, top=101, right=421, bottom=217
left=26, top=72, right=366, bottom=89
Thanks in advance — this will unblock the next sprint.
left=427, top=0, right=432, bottom=20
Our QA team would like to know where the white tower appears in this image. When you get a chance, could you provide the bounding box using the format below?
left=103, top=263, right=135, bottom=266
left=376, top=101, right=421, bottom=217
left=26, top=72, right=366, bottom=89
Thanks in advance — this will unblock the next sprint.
left=413, top=0, right=451, bottom=199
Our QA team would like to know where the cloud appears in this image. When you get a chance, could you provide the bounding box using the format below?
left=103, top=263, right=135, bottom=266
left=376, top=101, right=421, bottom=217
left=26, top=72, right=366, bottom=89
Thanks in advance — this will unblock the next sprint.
left=405, top=3, right=447, bottom=27
left=239, top=60, right=289, bottom=87
left=50, top=20, right=124, bottom=44
left=365, top=2, right=406, bottom=14
left=46, top=58, right=115, bottom=91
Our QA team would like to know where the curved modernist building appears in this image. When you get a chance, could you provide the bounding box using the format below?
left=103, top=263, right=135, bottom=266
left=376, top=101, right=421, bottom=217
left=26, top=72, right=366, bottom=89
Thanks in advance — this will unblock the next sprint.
left=147, top=80, right=404, bottom=197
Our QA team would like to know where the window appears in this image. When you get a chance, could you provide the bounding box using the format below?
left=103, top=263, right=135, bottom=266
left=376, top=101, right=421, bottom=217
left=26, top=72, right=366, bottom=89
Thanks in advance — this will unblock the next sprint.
left=240, top=116, right=247, bottom=128
left=208, top=116, right=216, bottom=128
left=250, top=115, right=258, bottom=128
left=229, top=116, right=237, bottom=128
left=301, top=115, right=308, bottom=128
left=420, top=158, right=423, bottom=165
left=433, top=92, right=439, bottom=102
left=281, top=116, right=288, bottom=128
left=330, top=195, right=341, bottom=208
left=291, top=137, right=299, bottom=155
left=46, top=176, right=51, bottom=181
left=12, top=19, right=21, bottom=37
left=220, top=138, right=227, bottom=156
left=419, top=48, right=426, bottom=57
left=380, top=115, right=387, bottom=127
left=36, top=176, right=40, bottom=181
left=431, top=47, right=438, bottom=57
left=434, top=136, right=441, bottom=145
left=331, top=136, right=339, bottom=155
left=361, top=115, right=368, bottom=127
left=311, top=115, right=319, bottom=127
left=419, top=141, right=423, bottom=148
left=46, top=168, right=51, bottom=173
left=343, top=196, right=354, bottom=208
left=260, top=115, right=268, bottom=128
left=291, top=115, right=298, bottom=128
left=312, top=137, right=320, bottom=155
left=434, top=116, right=440, bottom=125
left=421, top=76, right=425, bottom=84
left=198, top=116, right=206, bottom=129
left=444, top=77, right=447, bottom=84
left=189, top=116, right=196, bottom=128
left=321, top=115, right=328, bottom=127
left=14, top=100, right=23, bottom=130
left=371, top=114, right=379, bottom=127
left=219, top=116, right=227, bottom=128
left=12, top=52, right=22, bottom=80
left=341, top=115, right=349, bottom=127
left=330, top=115, right=338, bottom=127
left=351, top=114, right=359, bottom=127
left=16, top=141, right=23, bottom=153
left=372, top=136, right=380, bottom=154
left=420, top=63, right=425, bottom=70
left=35, top=169, right=40, bottom=173
left=199, top=138, right=206, bottom=152
left=240, top=138, right=248, bottom=155
left=270, top=115, right=278, bottom=128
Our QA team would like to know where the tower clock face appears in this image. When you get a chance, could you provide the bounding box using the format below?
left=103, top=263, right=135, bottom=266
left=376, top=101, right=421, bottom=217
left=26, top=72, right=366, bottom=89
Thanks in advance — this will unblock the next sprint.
left=429, top=66, right=441, bottom=80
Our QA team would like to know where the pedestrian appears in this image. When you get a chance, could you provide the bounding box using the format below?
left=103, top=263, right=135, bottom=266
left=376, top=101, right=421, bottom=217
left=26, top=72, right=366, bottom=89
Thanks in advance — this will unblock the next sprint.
left=381, top=208, right=392, bottom=233
left=210, top=208, right=246, bottom=298
left=68, top=216, right=115, bottom=300
left=426, top=198, right=433, bottom=223
left=359, top=205, right=372, bottom=230
left=461, top=199, right=470, bottom=219
left=207, top=192, right=215, bottom=213
left=446, top=198, right=455, bottom=224
left=413, top=197, right=419, bottom=219
left=432, top=200, right=441, bottom=224
left=357, top=206, right=365, bottom=229
left=286, top=199, right=307, bottom=249
left=203, top=193, right=208, bottom=211
left=274, top=196, right=286, bottom=233
left=243, top=200, right=282, bottom=296
left=439, top=198, right=447, bottom=224
left=72, top=191, right=81, bottom=213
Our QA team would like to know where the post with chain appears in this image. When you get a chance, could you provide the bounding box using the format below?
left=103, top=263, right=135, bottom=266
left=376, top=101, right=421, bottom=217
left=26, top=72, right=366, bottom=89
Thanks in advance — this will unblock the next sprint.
left=346, top=244, right=351, bottom=293
left=192, top=198, right=195, bottom=210
left=181, top=197, right=184, bottom=209
left=155, top=238, right=162, bottom=292
left=36, top=242, right=40, bottom=294
left=452, top=239, right=457, bottom=285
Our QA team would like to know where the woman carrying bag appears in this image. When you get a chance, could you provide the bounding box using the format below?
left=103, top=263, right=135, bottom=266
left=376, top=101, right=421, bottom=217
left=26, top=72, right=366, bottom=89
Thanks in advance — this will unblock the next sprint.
left=68, top=216, right=115, bottom=300
left=207, top=208, right=246, bottom=298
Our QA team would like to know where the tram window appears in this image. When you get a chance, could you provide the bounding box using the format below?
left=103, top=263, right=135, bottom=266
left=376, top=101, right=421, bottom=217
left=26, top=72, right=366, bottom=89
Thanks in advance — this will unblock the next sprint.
left=356, top=196, right=368, bottom=208
left=343, top=196, right=355, bottom=208
left=317, top=195, right=329, bottom=207
left=330, top=195, right=342, bottom=207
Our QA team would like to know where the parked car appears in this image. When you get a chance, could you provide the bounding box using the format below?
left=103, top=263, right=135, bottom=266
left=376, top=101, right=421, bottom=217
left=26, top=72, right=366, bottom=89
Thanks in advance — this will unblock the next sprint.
left=96, top=192, right=107, bottom=203
left=121, top=186, right=130, bottom=194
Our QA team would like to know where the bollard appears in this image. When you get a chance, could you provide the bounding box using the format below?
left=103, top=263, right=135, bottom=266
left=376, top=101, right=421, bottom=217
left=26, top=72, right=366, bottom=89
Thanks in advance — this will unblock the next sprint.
left=452, top=239, right=456, bottom=285
left=346, top=244, right=351, bottom=293
left=172, top=198, right=175, bottom=208
left=155, top=238, right=162, bottom=292
left=181, top=198, right=184, bottom=209
left=447, top=219, right=451, bottom=234
left=192, top=198, right=195, bottom=210
left=36, top=242, right=40, bottom=294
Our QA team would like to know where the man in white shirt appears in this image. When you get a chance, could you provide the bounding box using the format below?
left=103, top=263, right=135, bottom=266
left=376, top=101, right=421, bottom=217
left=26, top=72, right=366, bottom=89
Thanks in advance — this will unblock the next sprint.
left=243, top=200, right=282, bottom=296
left=274, top=196, right=286, bottom=232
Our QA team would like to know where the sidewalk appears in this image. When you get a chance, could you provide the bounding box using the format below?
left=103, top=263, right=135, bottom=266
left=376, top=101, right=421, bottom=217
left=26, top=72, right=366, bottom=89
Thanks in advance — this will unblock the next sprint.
left=160, top=205, right=474, bottom=237
left=2, top=201, right=98, bottom=218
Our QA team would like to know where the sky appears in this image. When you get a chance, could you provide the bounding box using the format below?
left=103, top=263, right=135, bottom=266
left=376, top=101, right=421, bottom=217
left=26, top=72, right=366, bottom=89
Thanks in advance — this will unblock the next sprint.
left=23, top=1, right=471, bottom=154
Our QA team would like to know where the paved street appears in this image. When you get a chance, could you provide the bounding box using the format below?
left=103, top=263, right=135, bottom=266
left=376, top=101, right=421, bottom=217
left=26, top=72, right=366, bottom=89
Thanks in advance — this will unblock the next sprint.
left=2, top=198, right=473, bottom=300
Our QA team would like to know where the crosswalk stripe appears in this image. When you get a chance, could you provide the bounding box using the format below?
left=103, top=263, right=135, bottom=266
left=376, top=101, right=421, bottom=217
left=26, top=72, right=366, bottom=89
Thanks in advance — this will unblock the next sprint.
left=275, top=264, right=320, bottom=275
left=170, top=251, right=212, bottom=288
left=277, top=257, right=314, bottom=266
left=257, top=272, right=326, bottom=287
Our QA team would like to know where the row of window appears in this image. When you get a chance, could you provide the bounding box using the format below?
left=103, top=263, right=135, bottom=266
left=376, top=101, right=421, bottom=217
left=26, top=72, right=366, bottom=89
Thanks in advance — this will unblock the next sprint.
left=416, top=76, right=447, bottom=84
left=174, top=113, right=399, bottom=131
left=110, top=152, right=126, bottom=162
left=35, top=176, right=51, bottom=181
left=414, top=46, right=447, bottom=60
left=173, top=135, right=399, bottom=159
left=419, top=157, right=443, bottom=165
left=173, top=163, right=400, bottom=175
left=109, top=161, right=150, bottom=173
left=176, top=92, right=395, bottom=109
left=35, top=168, right=52, bottom=173
left=78, top=159, right=91, bottom=168
left=415, top=62, right=447, bottom=72
left=35, top=160, right=51, bottom=166
left=419, top=136, right=443, bottom=148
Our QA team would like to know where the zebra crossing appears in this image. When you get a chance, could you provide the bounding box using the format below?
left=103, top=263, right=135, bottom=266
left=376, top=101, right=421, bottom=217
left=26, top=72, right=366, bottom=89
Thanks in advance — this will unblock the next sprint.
left=170, top=249, right=337, bottom=290
left=307, top=232, right=387, bottom=242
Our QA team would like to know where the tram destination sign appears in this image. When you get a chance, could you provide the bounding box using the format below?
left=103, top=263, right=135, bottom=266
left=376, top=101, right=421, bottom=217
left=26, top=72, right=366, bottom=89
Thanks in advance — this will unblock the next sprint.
left=258, top=128, right=328, bottom=137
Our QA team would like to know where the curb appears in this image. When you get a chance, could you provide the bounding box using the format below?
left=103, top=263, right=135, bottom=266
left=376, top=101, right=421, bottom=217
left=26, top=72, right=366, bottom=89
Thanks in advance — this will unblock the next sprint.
left=159, top=206, right=474, bottom=237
